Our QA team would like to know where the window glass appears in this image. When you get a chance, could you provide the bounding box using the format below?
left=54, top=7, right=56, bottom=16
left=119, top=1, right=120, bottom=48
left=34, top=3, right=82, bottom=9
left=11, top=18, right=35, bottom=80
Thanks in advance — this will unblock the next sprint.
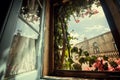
left=54, top=0, right=120, bottom=71
left=5, top=0, right=41, bottom=78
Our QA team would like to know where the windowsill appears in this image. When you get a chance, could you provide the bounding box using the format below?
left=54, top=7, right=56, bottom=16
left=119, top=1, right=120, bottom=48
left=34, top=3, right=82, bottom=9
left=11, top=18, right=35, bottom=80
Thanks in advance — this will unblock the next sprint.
left=43, top=76, right=96, bottom=80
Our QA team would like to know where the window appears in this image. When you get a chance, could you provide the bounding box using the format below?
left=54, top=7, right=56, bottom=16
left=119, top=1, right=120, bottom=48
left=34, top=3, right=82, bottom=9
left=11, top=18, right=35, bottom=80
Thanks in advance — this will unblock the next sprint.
left=4, top=0, right=42, bottom=78
left=93, top=42, right=100, bottom=54
left=0, top=0, right=45, bottom=79
left=47, top=0, right=120, bottom=79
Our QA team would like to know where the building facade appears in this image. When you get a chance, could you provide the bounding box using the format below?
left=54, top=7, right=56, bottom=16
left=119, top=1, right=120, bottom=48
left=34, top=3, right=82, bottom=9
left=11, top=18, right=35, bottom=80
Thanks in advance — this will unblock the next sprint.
left=75, top=31, right=119, bottom=57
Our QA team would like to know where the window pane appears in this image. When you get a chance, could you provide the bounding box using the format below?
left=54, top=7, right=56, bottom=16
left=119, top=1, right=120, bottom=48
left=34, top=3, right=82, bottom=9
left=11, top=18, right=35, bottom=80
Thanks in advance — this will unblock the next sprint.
left=54, top=0, right=120, bottom=71
left=5, top=0, right=41, bottom=78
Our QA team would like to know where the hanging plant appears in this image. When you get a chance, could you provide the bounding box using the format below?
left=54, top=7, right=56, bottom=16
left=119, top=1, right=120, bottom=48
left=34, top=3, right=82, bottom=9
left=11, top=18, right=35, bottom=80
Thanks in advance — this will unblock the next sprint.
left=54, top=0, right=101, bottom=70
left=56, top=0, right=100, bottom=23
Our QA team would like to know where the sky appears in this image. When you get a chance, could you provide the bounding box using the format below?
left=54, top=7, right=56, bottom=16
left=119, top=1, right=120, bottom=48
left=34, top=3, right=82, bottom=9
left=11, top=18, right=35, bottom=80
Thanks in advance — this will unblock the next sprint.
left=68, top=4, right=111, bottom=45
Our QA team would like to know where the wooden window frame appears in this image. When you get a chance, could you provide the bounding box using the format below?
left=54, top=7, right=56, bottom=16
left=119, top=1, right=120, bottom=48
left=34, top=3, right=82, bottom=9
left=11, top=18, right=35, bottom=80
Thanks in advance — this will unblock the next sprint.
left=46, top=0, right=120, bottom=79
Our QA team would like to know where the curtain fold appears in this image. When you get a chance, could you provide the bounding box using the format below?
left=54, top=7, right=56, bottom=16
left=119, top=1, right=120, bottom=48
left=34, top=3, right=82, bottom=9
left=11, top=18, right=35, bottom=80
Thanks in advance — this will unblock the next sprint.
left=6, top=35, right=36, bottom=76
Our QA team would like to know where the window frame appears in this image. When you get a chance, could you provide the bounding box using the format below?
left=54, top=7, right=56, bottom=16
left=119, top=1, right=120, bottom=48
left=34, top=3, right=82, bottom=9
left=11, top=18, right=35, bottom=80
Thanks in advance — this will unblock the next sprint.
left=47, top=0, right=120, bottom=79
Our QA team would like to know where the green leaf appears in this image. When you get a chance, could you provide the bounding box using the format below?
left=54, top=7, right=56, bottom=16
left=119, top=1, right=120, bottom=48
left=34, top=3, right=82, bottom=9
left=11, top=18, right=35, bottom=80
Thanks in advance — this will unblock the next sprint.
left=68, top=58, right=74, bottom=64
left=87, top=56, right=97, bottom=67
left=109, top=61, right=118, bottom=68
left=78, top=48, right=82, bottom=56
left=71, top=63, right=81, bottom=70
left=103, top=63, right=108, bottom=70
left=71, top=47, right=78, bottom=53
left=85, top=56, right=91, bottom=61
left=83, top=51, right=89, bottom=56
left=103, top=55, right=108, bottom=61
left=79, top=57, right=86, bottom=64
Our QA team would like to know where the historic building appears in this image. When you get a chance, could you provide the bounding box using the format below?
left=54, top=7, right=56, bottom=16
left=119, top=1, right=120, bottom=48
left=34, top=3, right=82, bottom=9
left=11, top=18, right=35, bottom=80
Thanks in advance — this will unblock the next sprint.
left=75, top=31, right=119, bottom=57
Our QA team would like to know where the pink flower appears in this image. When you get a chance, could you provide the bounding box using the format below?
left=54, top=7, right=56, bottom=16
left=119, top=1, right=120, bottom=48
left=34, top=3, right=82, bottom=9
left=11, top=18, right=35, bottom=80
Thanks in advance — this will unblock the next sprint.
left=108, top=67, right=115, bottom=71
left=108, top=65, right=115, bottom=71
left=92, top=59, right=104, bottom=71
left=93, top=9, right=99, bottom=14
left=97, top=57, right=102, bottom=60
left=115, top=65, right=120, bottom=71
left=115, top=58, right=120, bottom=65
left=93, top=60, right=101, bottom=68
left=85, top=67, right=91, bottom=71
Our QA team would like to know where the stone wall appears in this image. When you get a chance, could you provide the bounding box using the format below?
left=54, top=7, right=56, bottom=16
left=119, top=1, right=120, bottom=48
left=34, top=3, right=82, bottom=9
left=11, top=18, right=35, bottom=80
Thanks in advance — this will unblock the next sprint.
left=75, top=31, right=118, bottom=55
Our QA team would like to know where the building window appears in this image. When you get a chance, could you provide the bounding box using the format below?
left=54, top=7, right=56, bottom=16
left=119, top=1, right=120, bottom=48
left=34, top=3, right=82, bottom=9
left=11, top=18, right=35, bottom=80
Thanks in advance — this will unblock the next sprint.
left=93, top=42, right=100, bottom=54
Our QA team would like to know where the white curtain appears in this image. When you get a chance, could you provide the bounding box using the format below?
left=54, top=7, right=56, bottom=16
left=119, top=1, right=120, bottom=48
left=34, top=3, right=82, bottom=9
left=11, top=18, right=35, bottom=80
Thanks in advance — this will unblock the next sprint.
left=5, top=17, right=39, bottom=76
left=6, top=35, right=36, bottom=76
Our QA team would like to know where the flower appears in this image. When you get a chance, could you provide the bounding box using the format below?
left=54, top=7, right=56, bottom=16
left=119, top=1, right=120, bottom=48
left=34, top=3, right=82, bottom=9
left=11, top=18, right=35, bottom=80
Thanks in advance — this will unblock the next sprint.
left=93, top=9, right=99, bottom=14
left=75, top=20, right=80, bottom=23
left=115, top=58, right=120, bottom=65
left=108, top=65, right=115, bottom=71
left=92, top=59, right=103, bottom=71
left=115, top=65, right=120, bottom=71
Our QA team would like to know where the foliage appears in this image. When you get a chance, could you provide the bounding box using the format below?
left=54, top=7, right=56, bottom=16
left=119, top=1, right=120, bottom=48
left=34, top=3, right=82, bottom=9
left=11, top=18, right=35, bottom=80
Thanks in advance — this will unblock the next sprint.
left=83, top=51, right=89, bottom=57
left=78, top=48, right=82, bottom=56
left=68, top=58, right=74, bottom=64
left=88, top=56, right=97, bottom=67
left=71, top=63, right=81, bottom=70
left=103, top=55, right=108, bottom=61
left=70, top=48, right=120, bottom=71
left=71, top=47, right=78, bottom=53
left=57, top=0, right=100, bottom=21
left=54, top=0, right=100, bottom=69
left=109, top=61, right=118, bottom=68
left=103, top=62, right=108, bottom=70
left=79, top=57, right=86, bottom=64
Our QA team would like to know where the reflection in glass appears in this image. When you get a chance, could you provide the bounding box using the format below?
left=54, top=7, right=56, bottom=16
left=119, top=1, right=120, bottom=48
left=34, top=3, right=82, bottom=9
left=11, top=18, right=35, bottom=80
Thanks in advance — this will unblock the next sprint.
left=5, top=0, right=41, bottom=77
left=54, top=0, right=120, bottom=71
